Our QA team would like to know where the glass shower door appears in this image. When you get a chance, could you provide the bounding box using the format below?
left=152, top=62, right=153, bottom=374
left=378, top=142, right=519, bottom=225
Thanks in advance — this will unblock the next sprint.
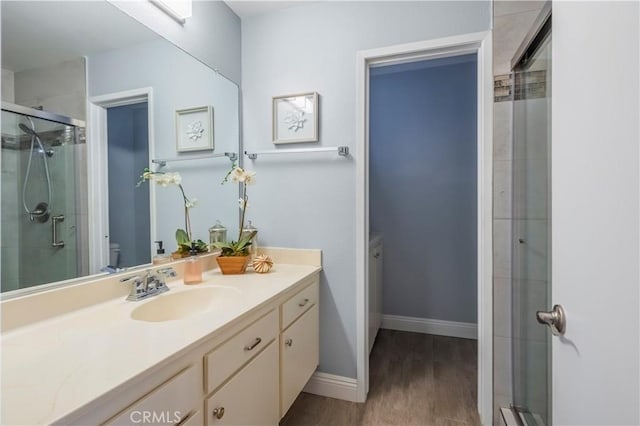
left=1, top=106, right=87, bottom=292
left=511, top=31, right=552, bottom=425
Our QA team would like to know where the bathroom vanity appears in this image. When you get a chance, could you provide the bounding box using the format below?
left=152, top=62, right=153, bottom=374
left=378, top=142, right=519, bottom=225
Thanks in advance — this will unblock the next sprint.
left=0, top=249, right=321, bottom=425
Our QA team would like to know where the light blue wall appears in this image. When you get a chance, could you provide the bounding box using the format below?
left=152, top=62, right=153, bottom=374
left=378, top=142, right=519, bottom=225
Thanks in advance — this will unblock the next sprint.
left=241, top=1, right=491, bottom=378
left=370, top=55, right=478, bottom=324
left=109, top=0, right=241, bottom=84
left=107, top=103, right=150, bottom=267
left=88, top=39, right=240, bottom=253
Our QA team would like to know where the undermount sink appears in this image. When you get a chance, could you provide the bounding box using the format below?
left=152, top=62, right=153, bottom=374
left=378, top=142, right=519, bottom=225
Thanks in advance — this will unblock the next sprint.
left=131, top=286, right=241, bottom=322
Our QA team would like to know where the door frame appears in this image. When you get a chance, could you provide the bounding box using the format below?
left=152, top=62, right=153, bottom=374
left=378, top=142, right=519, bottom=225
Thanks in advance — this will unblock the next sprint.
left=355, top=31, right=493, bottom=424
left=87, top=87, right=155, bottom=274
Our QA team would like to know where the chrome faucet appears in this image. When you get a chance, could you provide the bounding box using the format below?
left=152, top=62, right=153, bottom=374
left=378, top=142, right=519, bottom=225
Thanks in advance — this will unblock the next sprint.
left=120, top=267, right=176, bottom=301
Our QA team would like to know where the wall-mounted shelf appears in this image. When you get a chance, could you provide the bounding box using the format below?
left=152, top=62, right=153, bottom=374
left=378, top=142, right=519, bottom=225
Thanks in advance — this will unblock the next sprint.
left=244, top=146, right=349, bottom=160
left=152, top=152, right=237, bottom=167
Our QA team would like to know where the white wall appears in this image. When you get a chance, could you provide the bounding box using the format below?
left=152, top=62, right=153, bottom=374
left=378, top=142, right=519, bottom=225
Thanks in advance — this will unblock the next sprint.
left=242, top=1, right=491, bottom=379
left=109, top=0, right=241, bottom=84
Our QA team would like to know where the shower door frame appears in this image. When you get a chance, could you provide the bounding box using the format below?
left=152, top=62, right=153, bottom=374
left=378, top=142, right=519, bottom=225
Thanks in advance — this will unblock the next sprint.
left=87, top=87, right=156, bottom=274
left=355, top=31, right=494, bottom=424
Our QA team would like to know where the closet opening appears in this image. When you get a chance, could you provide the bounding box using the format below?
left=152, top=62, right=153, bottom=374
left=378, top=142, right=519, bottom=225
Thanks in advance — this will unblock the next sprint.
left=355, top=32, right=493, bottom=424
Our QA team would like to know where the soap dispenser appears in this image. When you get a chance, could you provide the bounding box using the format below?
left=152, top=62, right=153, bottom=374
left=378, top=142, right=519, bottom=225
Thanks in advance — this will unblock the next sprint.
left=241, top=220, right=258, bottom=260
left=184, top=243, right=203, bottom=284
left=152, top=241, right=171, bottom=265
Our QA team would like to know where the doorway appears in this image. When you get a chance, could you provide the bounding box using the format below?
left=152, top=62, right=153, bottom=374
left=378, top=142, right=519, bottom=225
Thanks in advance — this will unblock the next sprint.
left=106, top=102, right=151, bottom=268
left=355, top=32, right=494, bottom=424
left=87, top=87, right=155, bottom=273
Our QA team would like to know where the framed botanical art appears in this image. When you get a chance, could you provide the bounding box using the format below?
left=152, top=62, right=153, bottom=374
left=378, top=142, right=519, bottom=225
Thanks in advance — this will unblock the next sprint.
left=175, top=105, right=214, bottom=152
left=272, top=92, right=318, bottom=144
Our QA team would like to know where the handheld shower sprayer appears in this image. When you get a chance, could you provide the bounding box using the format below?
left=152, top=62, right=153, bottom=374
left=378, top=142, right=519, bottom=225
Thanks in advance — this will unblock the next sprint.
left=20, top=117, right=53, bottom=222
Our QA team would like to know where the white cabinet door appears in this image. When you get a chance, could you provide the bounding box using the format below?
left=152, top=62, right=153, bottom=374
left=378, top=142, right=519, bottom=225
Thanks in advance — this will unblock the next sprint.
left=206, top=343, right=279, bottom=426
left=552, top=2, right=639, bottom=424
left=368, top=239, right=383, bottom=354
left=280, top=304, right=319, bottom=418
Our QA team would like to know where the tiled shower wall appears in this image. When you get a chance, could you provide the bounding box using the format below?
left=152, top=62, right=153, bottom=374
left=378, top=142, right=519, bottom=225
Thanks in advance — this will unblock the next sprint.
left=492, top=1, right=545, bottom=424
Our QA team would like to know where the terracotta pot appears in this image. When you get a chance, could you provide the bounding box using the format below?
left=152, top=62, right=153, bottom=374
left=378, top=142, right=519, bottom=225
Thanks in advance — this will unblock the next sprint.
left=216, top=255, right=250, bottom=275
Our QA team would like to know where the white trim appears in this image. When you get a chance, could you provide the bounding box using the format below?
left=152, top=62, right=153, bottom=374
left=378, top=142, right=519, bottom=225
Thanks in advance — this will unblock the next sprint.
left=381, top=315, right=478, bottom=340
left=355, top=31, right=493, bottom=424
left=302, top=372, right=358, bottom=402
left=87, top=87, right=156, bottom=274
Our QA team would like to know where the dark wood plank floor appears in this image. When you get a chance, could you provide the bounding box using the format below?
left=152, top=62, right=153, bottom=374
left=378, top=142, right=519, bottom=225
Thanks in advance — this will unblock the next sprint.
left=280, top=329, right=480, bottom=426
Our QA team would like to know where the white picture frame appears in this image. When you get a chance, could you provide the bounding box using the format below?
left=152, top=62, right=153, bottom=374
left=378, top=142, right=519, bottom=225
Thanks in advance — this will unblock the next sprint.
left=175, top=105, right=214, bottom=152
left=272, top=92, right=318, bottom=144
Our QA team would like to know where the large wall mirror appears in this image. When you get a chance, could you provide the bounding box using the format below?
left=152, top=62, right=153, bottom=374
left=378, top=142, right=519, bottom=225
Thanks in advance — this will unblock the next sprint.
left=1, top=1, right=240, bottom=296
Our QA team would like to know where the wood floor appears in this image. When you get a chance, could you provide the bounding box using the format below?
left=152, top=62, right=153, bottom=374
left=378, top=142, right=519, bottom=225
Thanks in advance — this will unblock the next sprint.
left=280, top=329, right=480, bottom=426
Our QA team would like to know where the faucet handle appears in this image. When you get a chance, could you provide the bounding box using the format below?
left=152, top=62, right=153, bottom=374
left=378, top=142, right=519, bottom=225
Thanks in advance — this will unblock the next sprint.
left=156, top=267, right=177, bottom=278
left=120, top=274, right=146, bottom=301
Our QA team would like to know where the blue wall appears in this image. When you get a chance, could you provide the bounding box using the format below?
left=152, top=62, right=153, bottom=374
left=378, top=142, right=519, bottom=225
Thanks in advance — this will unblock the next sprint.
left=107, top=103, right=150, bottom=267
left=370, top=54, right=478, bottom=323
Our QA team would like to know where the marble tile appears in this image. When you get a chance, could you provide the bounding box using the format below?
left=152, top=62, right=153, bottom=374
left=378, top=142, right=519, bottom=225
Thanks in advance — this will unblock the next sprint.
left=493, top=393, right=512, bottom=426
left=493, top=277, right=512, bottom=339
left=493, top=101, right=513, bottom=161
left=493, top=336, right=513, bottom=397
left=493, top=219, right=512, bottom=279
left=512, top=219, right=548, bottom=282
left=493, top=10, right=541, bottom=75
left=494, top=1, right=545, bottom=18
left=493, top=160, right=512, bottom=220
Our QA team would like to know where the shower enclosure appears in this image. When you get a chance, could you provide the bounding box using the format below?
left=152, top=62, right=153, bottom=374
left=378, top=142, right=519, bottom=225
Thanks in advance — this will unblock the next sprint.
left=1, top=103, right=88, bottom=292
left=510, top=6, right=552, bottom=425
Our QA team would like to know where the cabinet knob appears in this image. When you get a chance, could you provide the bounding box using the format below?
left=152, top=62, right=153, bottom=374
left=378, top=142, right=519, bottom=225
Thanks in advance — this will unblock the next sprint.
left=285, top=338, right=293, bottom=347
left=373, top=252, right=380, bottom=258
left=298, top=298, right=310, bottom=308
left=212, top=407, right=225, bottom=419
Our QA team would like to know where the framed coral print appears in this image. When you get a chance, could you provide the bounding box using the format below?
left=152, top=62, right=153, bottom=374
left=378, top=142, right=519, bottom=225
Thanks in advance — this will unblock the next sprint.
left=175, top=106, right=214, bottom=152
left=272, top=92, right=318, bottom=144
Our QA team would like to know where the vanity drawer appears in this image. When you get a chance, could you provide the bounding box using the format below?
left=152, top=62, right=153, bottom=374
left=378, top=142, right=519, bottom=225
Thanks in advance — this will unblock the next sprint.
left=281, top=280, right=318, bottom=330
left=205, top=342, right=279, bottom=426
left=204, top=309, right=278, bottom=394
left=106, top=365, right=199, bottom=426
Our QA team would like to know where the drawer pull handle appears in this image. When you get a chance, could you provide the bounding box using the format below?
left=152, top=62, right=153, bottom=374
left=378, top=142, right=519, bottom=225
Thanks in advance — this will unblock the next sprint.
left=298, top=298, right=310, bottom=308
left=285, top=338, right=293, bottom=347
left=244, top=337, right=262, bottom=351
left=212, top=407, right=225, bottom=419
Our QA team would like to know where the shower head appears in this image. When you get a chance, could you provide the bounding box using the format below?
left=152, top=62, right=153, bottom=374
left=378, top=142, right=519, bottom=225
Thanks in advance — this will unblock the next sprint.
left=19, top=122, right=54, bottom=157
left=19, top=123, right=39, bottom=137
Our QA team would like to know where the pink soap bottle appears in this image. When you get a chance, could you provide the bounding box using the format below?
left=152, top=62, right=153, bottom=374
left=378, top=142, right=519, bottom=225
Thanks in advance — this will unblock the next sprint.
left=184, top=243, right=203, bottom=284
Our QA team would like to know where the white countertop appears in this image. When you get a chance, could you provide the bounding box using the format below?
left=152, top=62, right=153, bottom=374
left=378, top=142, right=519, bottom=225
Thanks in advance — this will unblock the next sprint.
left=1, top=263, right=320, bottom=425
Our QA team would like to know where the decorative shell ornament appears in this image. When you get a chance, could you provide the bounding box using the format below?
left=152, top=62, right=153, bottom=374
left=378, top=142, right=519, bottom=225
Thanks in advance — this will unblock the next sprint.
left=252, top=255, right=274, bottom=274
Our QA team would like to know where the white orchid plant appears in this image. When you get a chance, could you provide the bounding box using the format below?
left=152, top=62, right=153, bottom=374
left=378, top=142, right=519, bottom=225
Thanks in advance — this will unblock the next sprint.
left=137, top=168, right=208, bottom=256
left=215, top=165, right=257, bottom=257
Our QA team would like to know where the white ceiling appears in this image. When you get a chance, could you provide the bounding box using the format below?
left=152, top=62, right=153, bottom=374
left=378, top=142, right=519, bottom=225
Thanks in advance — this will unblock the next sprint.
left=1, top=1, right=159, bottom=72
left=224, top=1, right=318, bottom=19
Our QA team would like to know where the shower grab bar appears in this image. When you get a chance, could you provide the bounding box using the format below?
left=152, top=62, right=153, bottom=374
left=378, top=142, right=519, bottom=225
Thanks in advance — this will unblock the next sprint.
left=244, top=146, right=349, bottom=160
left=52, top=215, right=65, bottom=248
left=151, top=152, right=238, bottom=167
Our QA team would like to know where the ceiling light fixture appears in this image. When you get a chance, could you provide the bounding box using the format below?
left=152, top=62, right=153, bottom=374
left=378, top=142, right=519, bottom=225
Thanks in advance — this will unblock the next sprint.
left=148, top=0, right=192, bottom=24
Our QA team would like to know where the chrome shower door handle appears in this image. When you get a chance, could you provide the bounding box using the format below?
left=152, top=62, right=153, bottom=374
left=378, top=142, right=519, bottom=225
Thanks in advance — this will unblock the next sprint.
left=52, top=215, right=65, bottom=247
left=536, top=304, right=566, bottom=336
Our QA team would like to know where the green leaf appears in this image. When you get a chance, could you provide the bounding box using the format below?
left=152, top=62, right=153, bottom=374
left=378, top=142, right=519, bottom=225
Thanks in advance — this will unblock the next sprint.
left=175, top=229, right=190, bottom=245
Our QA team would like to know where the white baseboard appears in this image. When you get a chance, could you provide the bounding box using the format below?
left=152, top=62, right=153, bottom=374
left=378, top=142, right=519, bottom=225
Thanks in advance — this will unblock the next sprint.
left=303, top=372, right=358, bottom=402
left=381, top=314, right=478, bottom=339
